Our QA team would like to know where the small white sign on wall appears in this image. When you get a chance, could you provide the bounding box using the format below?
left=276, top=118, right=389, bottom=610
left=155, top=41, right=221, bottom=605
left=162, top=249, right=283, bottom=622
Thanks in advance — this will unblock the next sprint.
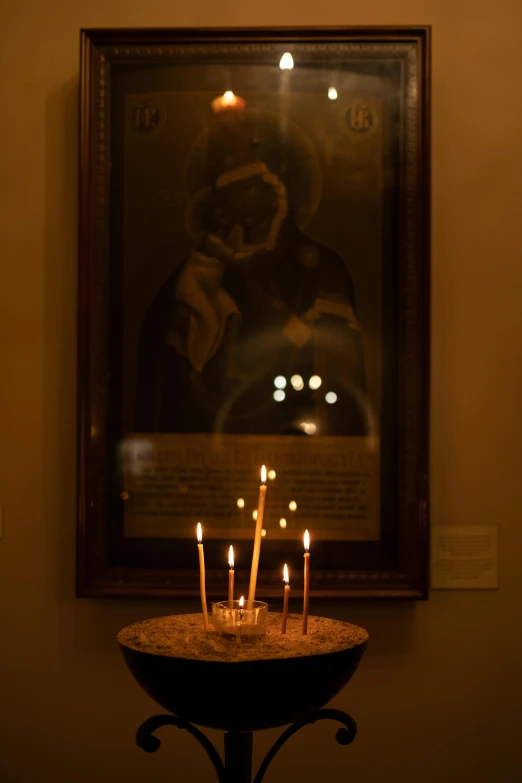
left=431, top=525, right=498, bottom=589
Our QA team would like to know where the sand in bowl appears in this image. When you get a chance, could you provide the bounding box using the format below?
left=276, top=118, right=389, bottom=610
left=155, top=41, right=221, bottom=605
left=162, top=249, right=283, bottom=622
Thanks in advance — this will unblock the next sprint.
left=118, top=612, right=368, bottom=662
left=118, top=613, right=369, bottom=730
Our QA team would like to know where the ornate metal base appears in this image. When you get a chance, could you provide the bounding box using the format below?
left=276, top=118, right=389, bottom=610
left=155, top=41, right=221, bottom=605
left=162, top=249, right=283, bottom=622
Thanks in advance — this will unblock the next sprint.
left=137, top=709, right=357, bottom=783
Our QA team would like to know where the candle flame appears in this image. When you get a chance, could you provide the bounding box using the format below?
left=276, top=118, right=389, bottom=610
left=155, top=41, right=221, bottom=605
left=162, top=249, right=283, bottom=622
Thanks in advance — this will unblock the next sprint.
left=197, top=522, right=202, bottom=543
left=304, top=529, right=310, bottom=552
left=223, top=90, right=235, bottom=104
left=283, top=563, right=289, bottom=584
left=239, top=595, right=244, bottom=608
left=228, top=545, right=234, bottom=569
left=261, top=465, right=267, bottom=484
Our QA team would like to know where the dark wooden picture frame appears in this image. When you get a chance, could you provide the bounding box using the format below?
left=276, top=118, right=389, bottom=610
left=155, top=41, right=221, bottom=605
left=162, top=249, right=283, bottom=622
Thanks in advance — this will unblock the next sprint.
left=77, top=26, right=430, bottom=599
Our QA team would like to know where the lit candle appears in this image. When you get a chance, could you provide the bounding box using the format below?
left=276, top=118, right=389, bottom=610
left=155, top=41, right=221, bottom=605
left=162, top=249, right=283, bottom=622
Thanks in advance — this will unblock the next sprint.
left=196, top=523, right=209, bottom=631
left=247, top=466, right=268, bottom=608
left=228, top=545, right=235, bottom=609
left=282, top=563, right=290, bottom=634
left=302, top=529, right=310, bottom=635
left=211, top=90, right=246, bottom=114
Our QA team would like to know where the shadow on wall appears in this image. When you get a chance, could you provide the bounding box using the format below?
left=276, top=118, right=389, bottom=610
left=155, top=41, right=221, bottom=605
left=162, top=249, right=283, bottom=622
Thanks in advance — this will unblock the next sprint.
left=43, top=77, right=81, bottom=611
left=315, top=600, right=417, bottom=660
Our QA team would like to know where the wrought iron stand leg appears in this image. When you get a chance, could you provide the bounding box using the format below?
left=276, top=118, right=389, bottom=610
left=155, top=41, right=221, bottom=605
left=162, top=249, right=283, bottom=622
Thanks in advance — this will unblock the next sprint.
left=136, top=709, right=356, bottom=783
left=224, top=731, right=253, bottom=783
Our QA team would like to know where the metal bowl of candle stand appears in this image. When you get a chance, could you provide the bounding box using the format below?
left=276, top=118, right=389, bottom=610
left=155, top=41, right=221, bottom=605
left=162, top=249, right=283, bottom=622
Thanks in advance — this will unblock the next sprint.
left=118, top=625, right=367, bottom=732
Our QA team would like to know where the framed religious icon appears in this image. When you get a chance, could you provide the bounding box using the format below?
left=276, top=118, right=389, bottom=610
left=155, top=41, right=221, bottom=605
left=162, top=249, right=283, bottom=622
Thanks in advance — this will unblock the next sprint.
left=77, top=26, right=430, bottom=599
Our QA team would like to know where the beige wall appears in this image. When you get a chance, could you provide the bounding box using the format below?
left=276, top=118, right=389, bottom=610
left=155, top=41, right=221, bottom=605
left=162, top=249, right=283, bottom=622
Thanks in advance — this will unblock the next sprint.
left=1, top=2, right=522, bottom=781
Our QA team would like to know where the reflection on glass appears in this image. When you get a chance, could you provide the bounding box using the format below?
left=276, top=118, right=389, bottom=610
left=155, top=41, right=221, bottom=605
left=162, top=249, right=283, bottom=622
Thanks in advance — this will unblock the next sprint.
left=279, top=518, right=287, bottom=528
left=290, top=374, right=304, bottom=391
left=279, top=52, right=294, bottom=70
left=252, top=509, right=258, bottom=520
left=121, top=62, right=385, bottom=552
left=211, top=90, right=246, bottom=114
left=261, top=529, right=267, bottom=537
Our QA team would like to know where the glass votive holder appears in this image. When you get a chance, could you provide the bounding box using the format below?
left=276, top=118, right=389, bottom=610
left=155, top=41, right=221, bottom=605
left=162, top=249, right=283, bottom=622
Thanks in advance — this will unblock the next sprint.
left=212, top=600, right=268, bottom=643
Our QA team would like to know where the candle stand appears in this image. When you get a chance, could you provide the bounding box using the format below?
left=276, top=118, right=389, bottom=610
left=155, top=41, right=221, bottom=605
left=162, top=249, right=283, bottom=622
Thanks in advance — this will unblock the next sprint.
left=120, top=630, right=366, bottom=783
left=136, top=707, right=357, bottom=783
